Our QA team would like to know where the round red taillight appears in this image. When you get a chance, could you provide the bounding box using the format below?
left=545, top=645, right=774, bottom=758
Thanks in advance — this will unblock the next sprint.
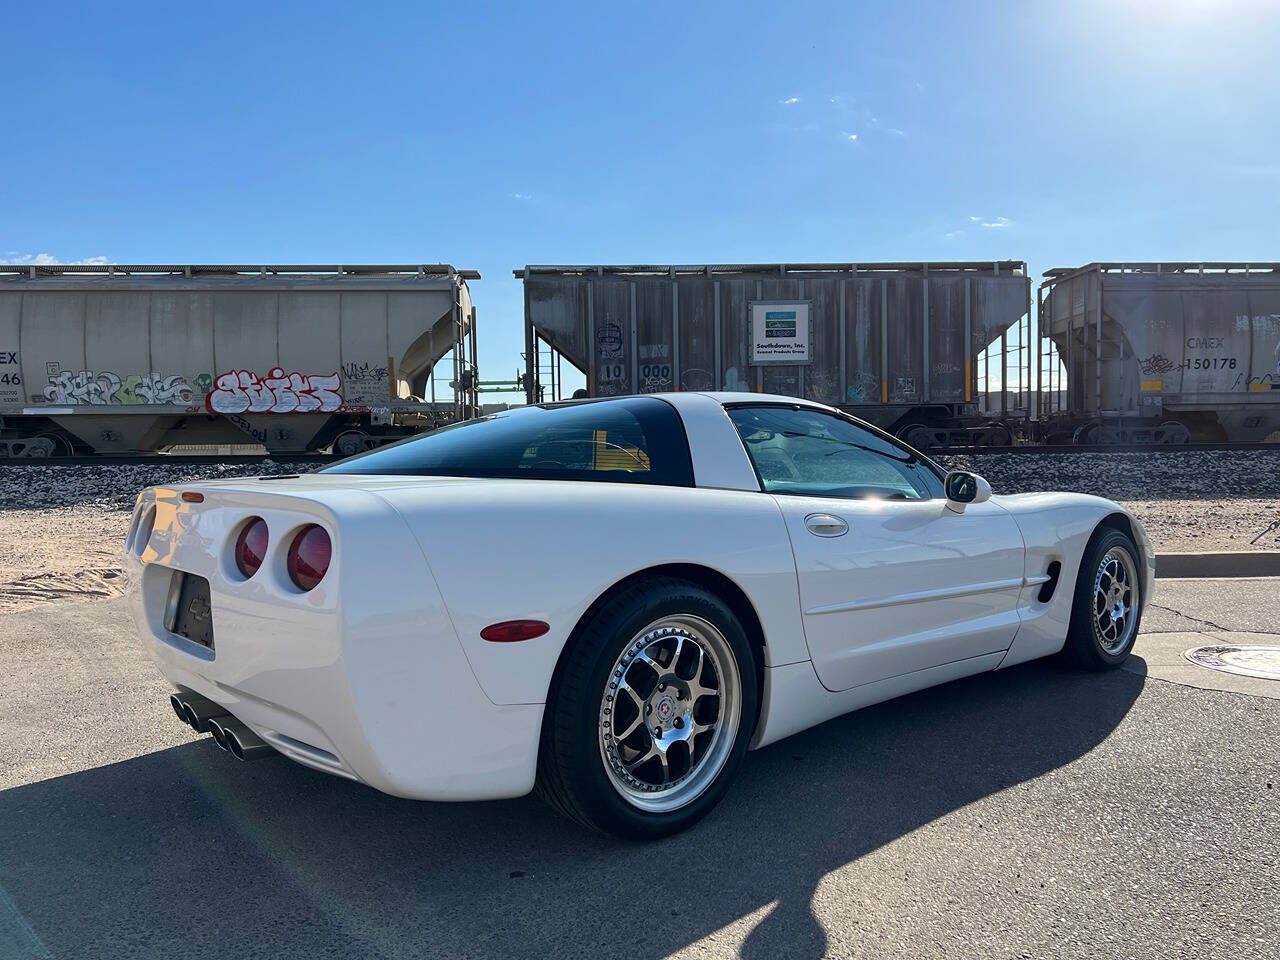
left=234, top=518, right=269, bottom=579
left=287, top=525, right=331, bottom=591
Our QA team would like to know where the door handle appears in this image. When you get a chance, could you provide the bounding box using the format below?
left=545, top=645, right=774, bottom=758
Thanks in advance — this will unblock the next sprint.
left=804, top=513, right=849, bottom=537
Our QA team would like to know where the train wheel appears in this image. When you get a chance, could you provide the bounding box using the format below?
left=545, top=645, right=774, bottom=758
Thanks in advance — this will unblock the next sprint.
left=1073, top=422, right=1100, bottom=445
left=1157, top=421, right=1191, bottom=445
left=36, top=433, right=74, bottom=456
left=986, top=423, right=1013, bottom=446
left=898, top=424, right=936, bottom=450
left=333, top=430, right=377, bottom=458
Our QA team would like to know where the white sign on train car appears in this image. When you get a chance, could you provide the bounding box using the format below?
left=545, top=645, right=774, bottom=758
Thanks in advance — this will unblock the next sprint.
left=749, top=300, right=812, bottom=365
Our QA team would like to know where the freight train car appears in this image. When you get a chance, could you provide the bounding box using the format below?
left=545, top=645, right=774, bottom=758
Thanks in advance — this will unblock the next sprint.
left=1038, top=263, right=1280, bottom=443
left=0, top=264, right=480, bottom=456
left=518, top=262, right=1032, bottom=447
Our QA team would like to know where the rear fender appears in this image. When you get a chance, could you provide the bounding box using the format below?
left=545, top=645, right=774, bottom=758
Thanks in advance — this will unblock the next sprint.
left=377, top=482, right=809, bottom=706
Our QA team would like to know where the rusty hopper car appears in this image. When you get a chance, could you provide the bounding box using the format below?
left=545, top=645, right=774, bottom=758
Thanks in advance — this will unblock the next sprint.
left=518, top=262, right=1032, bottom=447
left=0, top=264, right=479, bottom=456
left=1039, top=263, right=1280, bottom=443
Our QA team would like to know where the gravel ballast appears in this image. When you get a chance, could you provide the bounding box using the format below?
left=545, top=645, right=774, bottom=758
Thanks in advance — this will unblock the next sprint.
left=1, top=450, right=1278, bottom=612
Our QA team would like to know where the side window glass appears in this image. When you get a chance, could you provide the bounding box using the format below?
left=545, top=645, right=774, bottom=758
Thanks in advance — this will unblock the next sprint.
left=727, top=406, right=941, bottom=500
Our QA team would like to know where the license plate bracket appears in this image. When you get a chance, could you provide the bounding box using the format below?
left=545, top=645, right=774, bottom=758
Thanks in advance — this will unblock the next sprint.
left=165, top=571, right=215, bottom=650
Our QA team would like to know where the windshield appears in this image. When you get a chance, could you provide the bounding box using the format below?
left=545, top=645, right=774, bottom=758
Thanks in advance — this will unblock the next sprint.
left=322, top=396, right=694, bottom=486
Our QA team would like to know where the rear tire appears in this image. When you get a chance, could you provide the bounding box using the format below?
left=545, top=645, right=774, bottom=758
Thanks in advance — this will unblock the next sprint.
left=1061, top=527, right=1143, bottom=670
left=536, top=577, right=758, bottom=839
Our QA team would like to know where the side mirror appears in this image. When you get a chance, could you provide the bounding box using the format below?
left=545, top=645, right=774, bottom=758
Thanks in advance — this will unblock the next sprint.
left=944, top=470, right=992, bottom=513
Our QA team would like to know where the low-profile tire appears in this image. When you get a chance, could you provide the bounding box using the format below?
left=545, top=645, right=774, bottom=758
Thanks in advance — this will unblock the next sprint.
left=1061, top=527, right=1144, bottom=670
left=536, top=576, right=759, bottom=840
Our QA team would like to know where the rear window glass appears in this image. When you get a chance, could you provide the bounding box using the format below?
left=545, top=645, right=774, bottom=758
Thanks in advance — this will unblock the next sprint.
left=322, top=397, right=693, bottom=486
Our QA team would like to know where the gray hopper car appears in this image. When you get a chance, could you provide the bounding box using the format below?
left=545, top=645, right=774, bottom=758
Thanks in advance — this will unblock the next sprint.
left=0, top=264, right=480, bottom=456
left=519, top=262, right=1032, bottom=447
left=1039, top=263, right=1280, bottom=443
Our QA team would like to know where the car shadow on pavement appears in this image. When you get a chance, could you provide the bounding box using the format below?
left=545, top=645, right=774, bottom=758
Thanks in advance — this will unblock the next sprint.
left=0, top=659, right=1144, bottom=960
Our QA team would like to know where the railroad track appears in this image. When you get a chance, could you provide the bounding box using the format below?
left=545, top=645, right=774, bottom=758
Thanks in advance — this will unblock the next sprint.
left=0, top=453, right=340, bottom=467
left=1, top=442, right=1276, bottom=466
left=933, top=441, right=1280, bottom=456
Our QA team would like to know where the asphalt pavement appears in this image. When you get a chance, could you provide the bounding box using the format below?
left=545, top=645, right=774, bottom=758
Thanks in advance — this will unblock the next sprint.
left=1, top=580, right=1277, bottom=960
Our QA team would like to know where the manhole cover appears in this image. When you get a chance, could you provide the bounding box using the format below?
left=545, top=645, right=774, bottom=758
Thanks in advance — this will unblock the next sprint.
left=1183, top=645, right=1280, bottom=681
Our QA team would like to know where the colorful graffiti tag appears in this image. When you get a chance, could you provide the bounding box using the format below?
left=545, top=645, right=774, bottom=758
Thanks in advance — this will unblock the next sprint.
left=37, top=363, right=349, bottom=412
left=206, top=368, right=344, bottom=414
left=41, top=367, right=196, bottom=405
left=43, top=369, right=122, bottom=405
left=128, top=373, right=195, bottom=404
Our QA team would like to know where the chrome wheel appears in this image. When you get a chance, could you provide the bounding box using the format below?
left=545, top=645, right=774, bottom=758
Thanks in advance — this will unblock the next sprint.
left=598, top=615, right=741, bottom=813
left=1092, top=546, right=1139, bottom=655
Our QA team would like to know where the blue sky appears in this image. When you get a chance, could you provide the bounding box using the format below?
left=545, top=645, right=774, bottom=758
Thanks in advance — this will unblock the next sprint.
left=3, top=0, right=1277, bottom=396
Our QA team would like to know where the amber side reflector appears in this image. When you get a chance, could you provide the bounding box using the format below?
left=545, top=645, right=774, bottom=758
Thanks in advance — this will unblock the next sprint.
left=181, top=491, right=205, bottom=503
left=481, top=620, right=550, bottom=643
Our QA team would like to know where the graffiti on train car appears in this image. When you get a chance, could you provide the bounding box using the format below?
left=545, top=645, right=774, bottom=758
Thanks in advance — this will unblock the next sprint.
left=340, top=360, right=389, bottom=403
left=40, top=365, right=195, bottom=405
left=206, top=368, right=344, bottom=414
left=1139, top=354, right=1176, bottom=376
left=129, top=373, right=195, bottom=404
left=42, top=368, right=122, bottom=405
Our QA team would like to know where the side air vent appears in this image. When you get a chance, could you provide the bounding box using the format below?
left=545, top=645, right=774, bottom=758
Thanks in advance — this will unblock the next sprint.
left=1037, top=561, right=1063, bottom=603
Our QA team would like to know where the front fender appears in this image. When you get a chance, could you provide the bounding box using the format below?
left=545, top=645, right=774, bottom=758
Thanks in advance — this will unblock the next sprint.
left=994, top=492, right=1154, bottom=668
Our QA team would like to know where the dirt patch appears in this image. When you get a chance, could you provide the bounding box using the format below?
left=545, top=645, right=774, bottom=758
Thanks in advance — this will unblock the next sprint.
left=0, top=505, right=131, bottom=613
left=0, top=461, right=309, bottom=614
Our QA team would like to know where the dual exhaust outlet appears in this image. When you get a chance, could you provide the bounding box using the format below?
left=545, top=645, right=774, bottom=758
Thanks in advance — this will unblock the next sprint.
left=169, top=691, right=273, bottom=761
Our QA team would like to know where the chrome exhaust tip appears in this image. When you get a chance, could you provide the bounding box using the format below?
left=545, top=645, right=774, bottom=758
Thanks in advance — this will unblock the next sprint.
left=218, top=719, right=274, bottom=761
left=208, top=717, right=231, bottom=752
left=171, top=690, right=229, bottom=734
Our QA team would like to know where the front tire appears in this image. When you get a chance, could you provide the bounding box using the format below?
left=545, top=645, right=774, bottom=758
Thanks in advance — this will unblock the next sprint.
left=536, top=577, right=758, bottom=839
left=1061, top=527, right=1143, bottom=670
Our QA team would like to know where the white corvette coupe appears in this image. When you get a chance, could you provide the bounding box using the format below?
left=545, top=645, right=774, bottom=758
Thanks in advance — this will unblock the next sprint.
left=126, top=393, right=1153, bottom=838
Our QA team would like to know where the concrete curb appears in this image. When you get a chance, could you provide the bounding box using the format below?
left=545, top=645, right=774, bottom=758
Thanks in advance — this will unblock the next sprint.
left=1155, top=551, right=1280, bottom=579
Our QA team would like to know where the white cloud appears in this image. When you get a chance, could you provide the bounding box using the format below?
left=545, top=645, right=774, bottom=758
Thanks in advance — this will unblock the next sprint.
left=0, top=253, right=109, bottom=266
left=846, top=133, right=858, bottom=142
left=779, top=96, right=800, bottom=105
left=947, top=214, right=1014, bottom=240
left=963, top=215, right=1013, bottom=229
left=887, top=127, right=906, bottom=137
left=511, top=192, right=533, bottom=201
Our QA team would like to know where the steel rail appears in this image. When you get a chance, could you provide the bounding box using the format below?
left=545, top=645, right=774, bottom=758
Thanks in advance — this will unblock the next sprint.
left=0, top=454, right=339, bottom=467
left=1, top=443, right=1276, bottom=467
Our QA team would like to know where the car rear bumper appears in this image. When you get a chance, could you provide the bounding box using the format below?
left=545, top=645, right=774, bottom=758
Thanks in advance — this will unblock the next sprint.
left=124, top=483, right=543, bottom=801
